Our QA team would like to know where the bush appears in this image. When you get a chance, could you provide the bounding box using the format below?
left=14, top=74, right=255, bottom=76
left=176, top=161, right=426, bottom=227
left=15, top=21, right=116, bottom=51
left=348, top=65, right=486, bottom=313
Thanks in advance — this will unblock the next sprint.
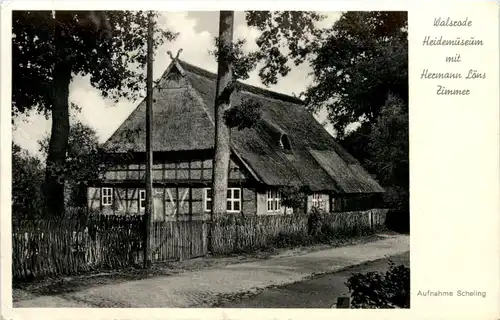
left=345, top=261, right=410, bottom=308
left=12, top=143, right=45, bottom=222
left=307, top=207, right=324, bottom=237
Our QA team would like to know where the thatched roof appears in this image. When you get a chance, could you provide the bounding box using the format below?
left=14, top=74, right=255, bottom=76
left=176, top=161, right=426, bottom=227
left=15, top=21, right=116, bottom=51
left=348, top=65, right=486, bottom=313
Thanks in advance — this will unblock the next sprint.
left=104, top=59, right=384, bottom=194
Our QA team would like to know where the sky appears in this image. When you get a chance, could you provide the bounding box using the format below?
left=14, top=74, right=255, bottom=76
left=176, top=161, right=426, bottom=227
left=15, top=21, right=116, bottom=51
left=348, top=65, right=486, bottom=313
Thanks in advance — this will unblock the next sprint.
left=12, top=11, right=342, bottom=157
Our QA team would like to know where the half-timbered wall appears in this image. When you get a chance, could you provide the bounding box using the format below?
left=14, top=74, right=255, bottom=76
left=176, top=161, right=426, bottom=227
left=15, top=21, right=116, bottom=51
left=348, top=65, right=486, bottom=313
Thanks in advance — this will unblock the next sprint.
left=254, top=190, right=332, bottom=215
left=89, top=154, right=341, bottom=216
left=101, top=158, right=248, bottom=183
left=256, top=189, right=294, bottom=215
left=88, top=186, right=257, bottom=220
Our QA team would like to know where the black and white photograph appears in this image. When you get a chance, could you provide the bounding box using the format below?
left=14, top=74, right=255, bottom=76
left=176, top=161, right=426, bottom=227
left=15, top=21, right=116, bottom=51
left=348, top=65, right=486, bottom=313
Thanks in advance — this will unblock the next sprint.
left=10, top=10, right=409, bottom=308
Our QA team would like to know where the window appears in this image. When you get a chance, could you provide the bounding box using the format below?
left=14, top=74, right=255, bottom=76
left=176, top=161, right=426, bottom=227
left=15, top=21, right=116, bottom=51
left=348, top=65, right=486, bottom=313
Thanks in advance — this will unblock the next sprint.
left=227, top=188, right=241, bottom=212
left=204, top=188, right=241, bottom=212
left=139, top=189, right=146, bottom=210
left=101, top=187, right=113, bottom=206
left=267, top=189, right=281, bottom=212
left=312, top=193, right=326, bottom=210
left=204, top=188, right=212, bottom=212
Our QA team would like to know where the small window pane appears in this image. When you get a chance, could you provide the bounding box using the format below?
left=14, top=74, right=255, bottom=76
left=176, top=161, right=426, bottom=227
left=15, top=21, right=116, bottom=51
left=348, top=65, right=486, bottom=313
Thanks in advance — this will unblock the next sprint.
left=234, top=201, right=240, bottom=211
left=234, top=189, right=240, bottom=199
left=227, top=189, right=232, bottom=198
left=101, top=188, right=113, bottom=206
left=227, top=201, right=232, bottom=211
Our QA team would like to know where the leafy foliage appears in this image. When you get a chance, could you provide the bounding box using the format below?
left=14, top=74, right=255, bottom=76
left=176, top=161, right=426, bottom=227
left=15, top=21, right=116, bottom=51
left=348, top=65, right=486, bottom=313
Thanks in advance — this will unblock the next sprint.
left=12, top=143, right=45, bottom=221
left=12, top=11, right=177, bottom=117
left=246, top=12, right=409, bottom=228
left=245, top=11, right=325, bottom=86
left=38, top=120, right=128, bottom=207
left=212, top=38, right=261, bottom=84
left=223, top=99, right=262, bottom=130
left=278, top=184, right=311, bottom=210
left=210, top=37, right=264, bottom=131
left=248, top=11, right=407, bottom=136
left=307, top=12, right=408, bottom=135
left=367, top=94, right=409, bottom=190
left=345, top=261, right=410, bottom=308
left=341, top=95, right=409, bottom=213
left=307, top=206, right=324, bottom=237
left=212, top=12, right=324, bottom=130
left=13, top=11, right=176, bottom=217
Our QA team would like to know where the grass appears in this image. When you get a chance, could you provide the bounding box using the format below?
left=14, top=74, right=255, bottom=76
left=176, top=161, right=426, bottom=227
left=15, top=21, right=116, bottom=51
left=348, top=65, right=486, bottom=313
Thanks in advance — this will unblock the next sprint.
left=12, top=233, right=384, bottom=302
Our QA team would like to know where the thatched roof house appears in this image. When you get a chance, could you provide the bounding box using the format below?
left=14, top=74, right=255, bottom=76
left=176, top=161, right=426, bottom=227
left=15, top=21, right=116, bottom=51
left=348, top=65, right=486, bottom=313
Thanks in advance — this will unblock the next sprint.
left=88, top=58, right=383, bottom=218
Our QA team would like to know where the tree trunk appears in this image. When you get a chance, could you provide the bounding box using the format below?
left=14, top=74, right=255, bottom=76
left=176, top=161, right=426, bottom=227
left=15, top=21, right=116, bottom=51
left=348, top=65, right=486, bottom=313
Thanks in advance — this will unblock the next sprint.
left=43, top=13, right=72, bottom=218
left=211, top=11, right=234, bottom=218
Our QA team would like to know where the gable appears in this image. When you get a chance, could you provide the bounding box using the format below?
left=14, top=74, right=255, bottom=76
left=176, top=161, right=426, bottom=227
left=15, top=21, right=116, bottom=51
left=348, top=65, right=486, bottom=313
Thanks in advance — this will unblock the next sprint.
left=162, top=67, right=188, bottom=89
left=103, top=66, right=214, bottom=153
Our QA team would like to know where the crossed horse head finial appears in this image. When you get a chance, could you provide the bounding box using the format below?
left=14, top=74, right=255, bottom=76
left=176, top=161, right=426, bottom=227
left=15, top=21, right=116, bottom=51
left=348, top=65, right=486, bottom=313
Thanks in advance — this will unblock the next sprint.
left=167, top=48, right=183, bottom=60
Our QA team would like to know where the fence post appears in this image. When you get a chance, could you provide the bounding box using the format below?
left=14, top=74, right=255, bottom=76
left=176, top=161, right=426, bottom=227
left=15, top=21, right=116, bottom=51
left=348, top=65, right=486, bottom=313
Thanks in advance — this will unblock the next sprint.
left=370, top=210, right=374, bottom=231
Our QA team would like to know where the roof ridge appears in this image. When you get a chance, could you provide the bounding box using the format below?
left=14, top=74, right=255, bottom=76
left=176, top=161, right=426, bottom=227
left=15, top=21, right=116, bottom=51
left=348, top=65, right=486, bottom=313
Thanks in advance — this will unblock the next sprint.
left=177, top=59, right=305, bottom=105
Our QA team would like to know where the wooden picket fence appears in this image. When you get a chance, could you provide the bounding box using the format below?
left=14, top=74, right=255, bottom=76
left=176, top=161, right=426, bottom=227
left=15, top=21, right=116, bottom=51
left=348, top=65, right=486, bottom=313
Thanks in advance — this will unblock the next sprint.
left=210, top=214, right=308, bottom=254
left=12, top=209, right=387, bottom=281
left=150, top=220, right=208, bottom=262
left=210, top=209, right=388, bottom=255
left=12, top=214, right=144, bottom=280
left=12, top=214, right=208, bottom=281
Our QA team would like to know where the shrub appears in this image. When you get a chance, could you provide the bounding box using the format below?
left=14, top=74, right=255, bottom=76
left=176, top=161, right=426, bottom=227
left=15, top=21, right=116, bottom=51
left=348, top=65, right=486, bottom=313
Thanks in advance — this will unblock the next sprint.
left=345, top=261, right=410, bottom=308
left=279, top=185, right=311, bottom=211
left=12, top=143, right=45, bottom=222
left=307, top=206, right=323, bottom=237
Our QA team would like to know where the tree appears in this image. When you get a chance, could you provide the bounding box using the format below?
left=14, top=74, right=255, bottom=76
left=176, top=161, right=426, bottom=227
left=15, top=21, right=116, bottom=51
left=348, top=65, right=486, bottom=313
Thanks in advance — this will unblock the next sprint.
left=340, top=94, right=409, bottom=207
left=247, top=11, right=407, bottom=137
left=12, top=11, right=177, bottom=217
left=368, top=95, right=409, bottom=232
left=245, top=11, right=325, bottom=87
left=247, top=11, right=409, bottom=219
left=208, top=12, right=325, bottom=217
left=211, top=11, right=235, bottom=218
left=306, top=12, right=408, bottom=136
left=367, top=95, right=408, bottom=192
